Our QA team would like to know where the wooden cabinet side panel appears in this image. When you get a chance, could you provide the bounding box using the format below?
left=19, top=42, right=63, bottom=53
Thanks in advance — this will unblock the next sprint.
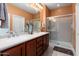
left=2, top=45, right=22, bottom=56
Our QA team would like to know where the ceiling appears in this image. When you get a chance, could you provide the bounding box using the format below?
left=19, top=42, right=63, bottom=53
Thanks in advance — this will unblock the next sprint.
left=44, top=3, right=71, bottom=10
left=11, top=3, right=39, bottom=14
left=11, top=3, right=72, bottom=14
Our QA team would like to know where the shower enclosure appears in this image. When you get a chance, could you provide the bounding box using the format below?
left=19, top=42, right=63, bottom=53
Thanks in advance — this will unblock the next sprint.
left=46, top=14, right=74, bottom=52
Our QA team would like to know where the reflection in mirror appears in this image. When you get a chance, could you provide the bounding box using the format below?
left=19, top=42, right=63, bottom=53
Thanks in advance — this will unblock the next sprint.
left=25, top=19, right=41, bottom=34
left=33, top=18, right=41, bottom=32
left=28, top=20, right=33, bottom=34
left=25, top=20, right=33, bottom=34
left=25, top=22, right=29, bottom=32
left=0, top=3, right=9, bottom=38
left=13, top=15, right=25, bottom=35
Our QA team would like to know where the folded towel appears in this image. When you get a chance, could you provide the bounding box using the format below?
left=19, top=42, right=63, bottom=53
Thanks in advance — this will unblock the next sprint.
left=0, top=3, right=8, bottom=28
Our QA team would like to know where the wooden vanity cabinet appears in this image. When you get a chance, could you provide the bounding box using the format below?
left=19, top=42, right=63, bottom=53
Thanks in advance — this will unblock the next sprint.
left=36, top=37, right=43, bottom=56
left=0, top=34, right=49, bottom=56
left=25, top=39, right=36, bottom=56
left=1, top=43, right=25, bottom=56
left=25, top=34, right=49, bottom=56
left=21, top=43, right=26, bottom=56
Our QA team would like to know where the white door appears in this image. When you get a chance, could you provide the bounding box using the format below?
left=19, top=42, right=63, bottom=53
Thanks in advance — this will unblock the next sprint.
left=13, top=15, right=25, bottom=33
left=76, top=4, right=79, bottom=56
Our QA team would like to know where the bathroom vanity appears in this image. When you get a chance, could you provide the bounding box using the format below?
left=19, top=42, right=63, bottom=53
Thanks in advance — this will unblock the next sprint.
left=0, top=32, right=49, bottom=56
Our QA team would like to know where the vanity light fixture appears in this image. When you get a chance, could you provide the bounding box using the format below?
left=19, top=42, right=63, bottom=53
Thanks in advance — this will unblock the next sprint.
left=52, top=17, right=56, bottom=22
left=36, top=3, right=43, bottom=9
left=30, top=3, right=39, bottom=11
left=48, top=17, right=56, bottom=22
left=53, top=19, right=56, bottom=22
left=30, top=3, right=43, bottom=10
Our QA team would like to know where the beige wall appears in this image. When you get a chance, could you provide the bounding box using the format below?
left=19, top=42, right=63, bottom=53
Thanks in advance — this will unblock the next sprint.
left=33, top=12, right=40, bottom=19
left=50, top=4, right=74, bottom=16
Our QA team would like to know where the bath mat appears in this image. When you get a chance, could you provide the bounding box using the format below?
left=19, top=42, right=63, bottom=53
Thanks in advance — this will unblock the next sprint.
left=53, top=46, right=74, bottom=56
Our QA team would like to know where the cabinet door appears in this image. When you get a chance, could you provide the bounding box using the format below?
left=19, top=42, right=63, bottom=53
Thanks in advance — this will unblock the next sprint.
left=43, top=35, right=46, bottom=51
left=43, top=34, right=49, bottom=51
left=21, top=43, right=26, bottom=56
left=2, top=45, right=22, bottom=56
left=26, top=39, right=36, bottom=56
left=46, top=34, right=49, bottom=48
left=36, top=37, right=43, bottom=56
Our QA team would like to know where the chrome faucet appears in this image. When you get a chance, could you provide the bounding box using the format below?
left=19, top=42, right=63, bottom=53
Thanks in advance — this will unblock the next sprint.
left=7, top=31, right=16, bottom=38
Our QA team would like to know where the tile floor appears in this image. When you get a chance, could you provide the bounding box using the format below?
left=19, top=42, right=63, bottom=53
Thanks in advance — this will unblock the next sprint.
left=43, top=40, right=73, bottom=56
left=43, top=46, right=70, bottom=56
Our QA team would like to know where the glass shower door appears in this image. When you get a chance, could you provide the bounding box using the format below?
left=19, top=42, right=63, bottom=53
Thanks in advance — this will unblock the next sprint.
left=56, top=16, right=73, bottom=43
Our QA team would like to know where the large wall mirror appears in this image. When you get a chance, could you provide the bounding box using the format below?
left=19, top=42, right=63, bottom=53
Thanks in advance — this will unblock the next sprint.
left=25, top=18, right=41, bottom=34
